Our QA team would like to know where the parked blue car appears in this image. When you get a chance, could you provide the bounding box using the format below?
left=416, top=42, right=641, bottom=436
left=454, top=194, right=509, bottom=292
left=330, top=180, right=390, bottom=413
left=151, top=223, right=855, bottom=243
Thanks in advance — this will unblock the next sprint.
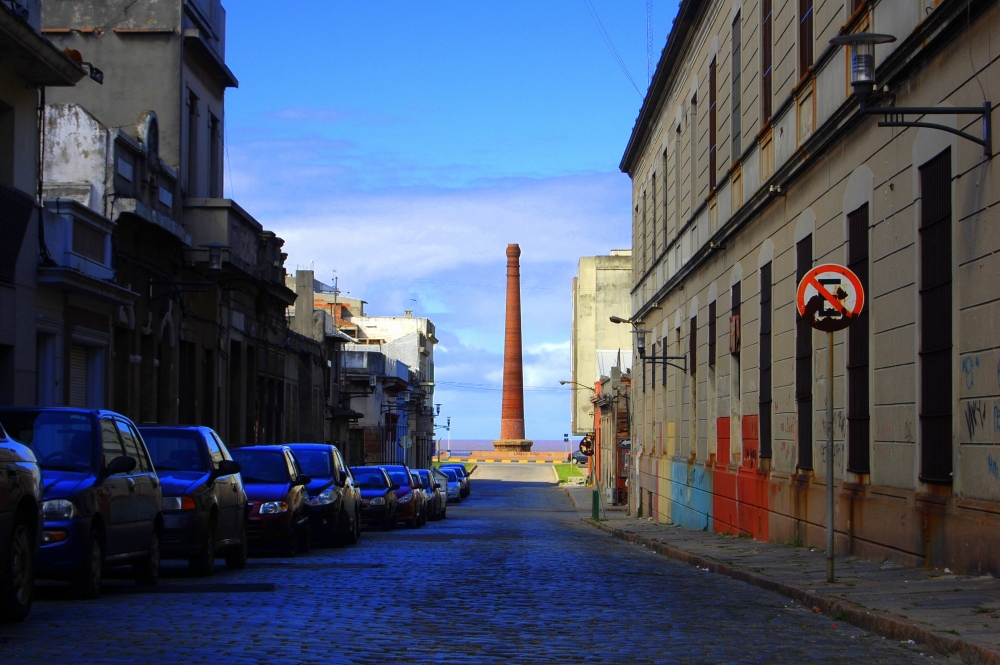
left=0, top=421, right=42, bottom=622
left=0, top=408, right=162, bottom=598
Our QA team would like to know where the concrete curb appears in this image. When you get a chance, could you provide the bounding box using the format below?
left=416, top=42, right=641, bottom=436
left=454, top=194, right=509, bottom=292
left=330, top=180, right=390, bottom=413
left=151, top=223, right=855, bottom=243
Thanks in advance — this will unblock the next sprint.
left=586, top=519, right=1000, bottom=665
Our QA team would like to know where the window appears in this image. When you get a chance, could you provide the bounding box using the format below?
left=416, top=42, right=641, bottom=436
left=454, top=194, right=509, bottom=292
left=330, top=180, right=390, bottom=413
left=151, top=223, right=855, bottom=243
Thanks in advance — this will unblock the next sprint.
left=662, top=149, right=670, bottom=239
left=731, top=281, right=742, bottom=417
left=662, top=332, right=668, bottom=386
left=919, top=149, right=952, bottom=483
left=690, top=95, right=698, bottom=211
left=689, top=315, right=698, bottom=377
left=796, top=236, right=813, bottom=470
left=205, top=433, right=225, bottom=467
left=732, top=12, right=742, bottom=162
left=761, top=0, right=773, bottom=123
left=187, top=90, right=199, bottom=196
left=708, top=301, right=717, bottom=367
left=847, top=204, right=871, bottom=474
left=209, top=113, right=222, bottom=198
left=101, top=419, right=124, bottom=467
left=799, top=0, right=814, bottom=76
left=116, top=420, right=142, bottom=469
left=652, top=173, right=658, bottom=257
left=709, top=58, right=717, bottom=190
left=759, top=262, right=773, bottom=459
left=675, top=124, right=682, bottom=226
left=642, top=191, right=648, bottom=271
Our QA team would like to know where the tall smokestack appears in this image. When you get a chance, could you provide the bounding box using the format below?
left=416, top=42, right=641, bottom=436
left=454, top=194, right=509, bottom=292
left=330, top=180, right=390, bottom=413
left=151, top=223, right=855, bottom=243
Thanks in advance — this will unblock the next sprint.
left=494, top=243, right=532, bottom=452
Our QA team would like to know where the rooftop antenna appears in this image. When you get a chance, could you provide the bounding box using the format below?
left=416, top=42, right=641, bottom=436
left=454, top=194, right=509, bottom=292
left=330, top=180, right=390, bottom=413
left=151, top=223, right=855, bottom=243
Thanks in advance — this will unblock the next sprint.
left=646, top=0, right=654, bottom=86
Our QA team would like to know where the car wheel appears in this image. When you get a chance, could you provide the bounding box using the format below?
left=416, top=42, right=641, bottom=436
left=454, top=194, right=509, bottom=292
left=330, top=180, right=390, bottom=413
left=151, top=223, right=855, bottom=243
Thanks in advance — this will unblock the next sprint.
left=334, top=507, right=350, bottom=547
left=73, top=529, right=104, bottom=600
left=342, top=508, right=358, bottom=546
left=189, top=520, right=216, bottom=577
left=297, top=526, right=310, bottom=554
left=441, top=506, right=447, bottom=520
left=353, top=509, right=362, bottom=543
left=135, top=528, right=160, bottom=586
left=225, top=533, right=248, bottom=570
left=0, top=514, right=35, bottom=622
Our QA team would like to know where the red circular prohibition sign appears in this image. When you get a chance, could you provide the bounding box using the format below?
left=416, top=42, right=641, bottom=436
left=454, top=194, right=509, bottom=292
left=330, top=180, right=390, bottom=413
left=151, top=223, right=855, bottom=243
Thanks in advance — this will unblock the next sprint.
left=795, top=263, right=865, bottom=332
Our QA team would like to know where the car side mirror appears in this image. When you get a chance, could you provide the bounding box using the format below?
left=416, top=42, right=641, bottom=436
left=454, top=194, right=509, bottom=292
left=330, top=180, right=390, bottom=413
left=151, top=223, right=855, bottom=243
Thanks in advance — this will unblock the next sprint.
left=106, top=455, right=136, bottom=476
left=294, top=475, right=311, bottom=487
left=215, top=460, right=241, bottom=476
left=337, top=471, right=348, bottom=487
left=433, top=483, right=441, bottom=490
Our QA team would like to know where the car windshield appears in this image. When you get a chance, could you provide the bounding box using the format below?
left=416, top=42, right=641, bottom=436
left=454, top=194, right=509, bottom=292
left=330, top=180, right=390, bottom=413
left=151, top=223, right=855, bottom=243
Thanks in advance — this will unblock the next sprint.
left=229, top=449, right=289, bottom=484
left=292, top=449, right=333, bottom=479
left=0, top=411, right=94, bottom=471
left=140, top=430, right=207, bottom=471
left=414, top=471, right=430, bottom=487
left=442, top=469, right=458, bottom=481
left=386, top=470, right=412, bottom=487
left=444, top=465, right=466, bottom=478
left=350, top=468, right=388, bottom=490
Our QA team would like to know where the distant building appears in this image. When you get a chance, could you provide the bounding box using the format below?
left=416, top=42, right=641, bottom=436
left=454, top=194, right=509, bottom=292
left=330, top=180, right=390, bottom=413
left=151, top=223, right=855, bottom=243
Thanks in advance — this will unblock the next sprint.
left=0, top=1, right=84, bottom=406
left=570, top=251, right=633, bottom=435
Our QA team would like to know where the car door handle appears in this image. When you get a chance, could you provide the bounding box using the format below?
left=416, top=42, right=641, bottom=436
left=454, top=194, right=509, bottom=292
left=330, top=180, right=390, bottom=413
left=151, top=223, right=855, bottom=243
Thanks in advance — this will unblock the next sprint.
left=6, top=464, right=16, bottom=479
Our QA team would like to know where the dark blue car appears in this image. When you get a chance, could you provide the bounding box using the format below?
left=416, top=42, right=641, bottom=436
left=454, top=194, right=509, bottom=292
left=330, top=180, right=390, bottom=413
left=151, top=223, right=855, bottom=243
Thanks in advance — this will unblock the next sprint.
left=0, top=421, right=42, bottom=622
left=0, top=408, right=162, bottom=598
left=138, top=426, right=249, bottom=575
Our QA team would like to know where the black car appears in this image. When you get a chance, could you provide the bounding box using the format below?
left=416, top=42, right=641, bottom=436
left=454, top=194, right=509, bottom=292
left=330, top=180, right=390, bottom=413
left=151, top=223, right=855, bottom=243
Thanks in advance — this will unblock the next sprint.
left=0, top=408, right=162, bottom=598
left=572, top=450, right=590, bottom=466
left=350, top=466, right=399, bottom=531
left=0, top=422, right=42, bottom=622
left=138, top=426, right=249, bottom=575
left=229, top=446, right=311, bottom=556
left=287, top=444, right=361, bottom=547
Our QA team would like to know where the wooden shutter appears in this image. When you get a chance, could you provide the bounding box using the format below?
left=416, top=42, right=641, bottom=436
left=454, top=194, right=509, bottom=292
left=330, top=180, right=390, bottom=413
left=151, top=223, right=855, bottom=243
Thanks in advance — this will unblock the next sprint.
left=731, top=281, right=742, bottom=355
left=847, top=204, right=871, bottom=474
left=732, top=12, right=742, bottom=161
left=708, top=301, right=717, bottom=367
left=759, top=263, right=772, bottom=459
left=689, top=316, right=698, bottom=377
left=799, top=0, right=814, bottom=75
left=796, top=237, right=813, bottom=470
left=919, top=149, right=953, bottom=483
left=69, top=345, right=88, bottom=408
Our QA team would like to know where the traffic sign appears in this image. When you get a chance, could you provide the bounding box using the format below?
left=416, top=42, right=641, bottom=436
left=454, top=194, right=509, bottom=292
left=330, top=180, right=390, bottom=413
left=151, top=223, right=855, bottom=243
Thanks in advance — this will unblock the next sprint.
left=795, top=263, right=865, bottom=332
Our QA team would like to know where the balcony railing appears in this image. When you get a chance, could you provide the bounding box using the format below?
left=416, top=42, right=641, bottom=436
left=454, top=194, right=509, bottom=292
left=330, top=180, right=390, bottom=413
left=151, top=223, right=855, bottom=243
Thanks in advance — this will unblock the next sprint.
left=42, top=199, right=114, bottom=280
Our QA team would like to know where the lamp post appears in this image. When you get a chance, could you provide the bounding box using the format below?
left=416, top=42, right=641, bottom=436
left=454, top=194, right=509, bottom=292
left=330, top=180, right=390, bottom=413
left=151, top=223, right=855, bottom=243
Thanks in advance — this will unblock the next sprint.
left=830, top=31, right=991, bottom=154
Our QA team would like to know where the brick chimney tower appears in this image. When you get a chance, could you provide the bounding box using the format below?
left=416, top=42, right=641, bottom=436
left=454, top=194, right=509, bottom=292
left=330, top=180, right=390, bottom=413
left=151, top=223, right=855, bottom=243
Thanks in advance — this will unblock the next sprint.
left=494, top=243, right=532, bottom=452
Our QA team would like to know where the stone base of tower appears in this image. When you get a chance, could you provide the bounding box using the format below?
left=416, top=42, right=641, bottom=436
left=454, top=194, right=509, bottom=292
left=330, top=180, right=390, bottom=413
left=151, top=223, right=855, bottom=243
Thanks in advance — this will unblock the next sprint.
left=492, top=439, right=533, bottom=452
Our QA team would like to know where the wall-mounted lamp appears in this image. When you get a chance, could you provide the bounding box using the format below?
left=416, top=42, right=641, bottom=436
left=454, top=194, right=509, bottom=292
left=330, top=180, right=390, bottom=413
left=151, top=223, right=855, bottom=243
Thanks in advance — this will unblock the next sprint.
left=81, top=62, right=103, bottom=85
left=610, top=315, right=687, bottom=372
left=200, top=242, right=230, bottom=275
left=830, top=32, right=991, bottom=155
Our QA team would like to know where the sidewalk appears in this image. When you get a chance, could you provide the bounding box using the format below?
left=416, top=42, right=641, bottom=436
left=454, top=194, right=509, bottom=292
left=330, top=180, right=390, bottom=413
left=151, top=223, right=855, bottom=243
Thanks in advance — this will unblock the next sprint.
left=564, top=486, right=1000, bottom=665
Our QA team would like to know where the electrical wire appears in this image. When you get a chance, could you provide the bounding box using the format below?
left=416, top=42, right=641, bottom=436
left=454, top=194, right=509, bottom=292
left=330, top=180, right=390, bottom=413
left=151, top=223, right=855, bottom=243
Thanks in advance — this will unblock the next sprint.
left=583, top=0, right=644, bottom=97
left=436, top=380, right=564, bottom=393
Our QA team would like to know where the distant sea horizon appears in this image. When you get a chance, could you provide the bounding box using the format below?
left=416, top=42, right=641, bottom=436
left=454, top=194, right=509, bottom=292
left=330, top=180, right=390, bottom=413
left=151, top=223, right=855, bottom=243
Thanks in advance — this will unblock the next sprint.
left=436, top=439, right=576, bottom=453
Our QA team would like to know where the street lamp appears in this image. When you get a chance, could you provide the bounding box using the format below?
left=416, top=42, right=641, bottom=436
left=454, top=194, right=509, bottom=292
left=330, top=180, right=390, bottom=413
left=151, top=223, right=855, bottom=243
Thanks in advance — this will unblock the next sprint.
left=559, top=380, right=595, bottom=392
left=830, top=31, right=992, bottom=154
left=610, top=315, right=686, bottom=373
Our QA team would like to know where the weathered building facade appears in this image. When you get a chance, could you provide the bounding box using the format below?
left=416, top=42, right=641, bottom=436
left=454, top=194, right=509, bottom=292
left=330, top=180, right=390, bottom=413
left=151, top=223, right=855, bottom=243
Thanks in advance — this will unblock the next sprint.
left=0, top=0, right=83, bottom=407
left=33, top=0, right=326, bottom=449
left=622, top=0, right=1000, bottom=574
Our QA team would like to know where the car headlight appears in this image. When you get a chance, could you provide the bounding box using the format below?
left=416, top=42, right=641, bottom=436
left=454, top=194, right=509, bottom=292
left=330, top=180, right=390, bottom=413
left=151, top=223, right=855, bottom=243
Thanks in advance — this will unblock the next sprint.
left=398, top=492, right=413, bottom=503
left=42, top=499, right=78, bottom=520
left=259, top=501, right=288, bottom=514
left=370, top=496, right=386, bottom=505
left=311, top=487, right=337, bottom=506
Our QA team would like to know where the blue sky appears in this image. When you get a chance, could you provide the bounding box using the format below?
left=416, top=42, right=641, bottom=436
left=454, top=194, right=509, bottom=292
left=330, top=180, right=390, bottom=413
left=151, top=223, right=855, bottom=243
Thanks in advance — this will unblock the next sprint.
left=223, top=1, right=679, bottom=440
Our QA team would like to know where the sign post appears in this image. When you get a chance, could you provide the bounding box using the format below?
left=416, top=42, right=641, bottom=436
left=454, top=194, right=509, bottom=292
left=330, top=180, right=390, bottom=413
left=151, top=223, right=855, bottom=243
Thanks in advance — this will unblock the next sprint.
left=796, top=263, right=865, bottom=584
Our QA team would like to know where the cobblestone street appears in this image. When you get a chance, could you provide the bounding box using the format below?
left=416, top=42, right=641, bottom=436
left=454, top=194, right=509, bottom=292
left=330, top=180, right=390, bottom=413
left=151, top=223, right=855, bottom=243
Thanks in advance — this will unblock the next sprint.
left=1, top=476, right=939, bottom=664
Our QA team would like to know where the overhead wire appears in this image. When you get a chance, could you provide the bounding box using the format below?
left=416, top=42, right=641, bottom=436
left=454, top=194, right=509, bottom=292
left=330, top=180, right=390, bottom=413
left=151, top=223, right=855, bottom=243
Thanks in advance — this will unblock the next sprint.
left=584, top=0, right=644, bottom=97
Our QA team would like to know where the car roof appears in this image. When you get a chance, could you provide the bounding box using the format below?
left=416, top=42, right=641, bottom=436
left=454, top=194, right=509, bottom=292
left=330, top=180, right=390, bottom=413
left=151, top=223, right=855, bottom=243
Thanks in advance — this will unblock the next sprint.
left=286, top=443, right=337, bottom=451
left=231, top=445, right=289, bottom=452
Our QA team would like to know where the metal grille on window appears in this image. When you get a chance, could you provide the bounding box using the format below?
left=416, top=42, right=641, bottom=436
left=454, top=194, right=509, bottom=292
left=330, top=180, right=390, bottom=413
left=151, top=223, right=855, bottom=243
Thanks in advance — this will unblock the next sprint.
left=759, top=263, right=772, bottom=459
left=847, top=204, right=871, bottom=474
left=919, top=148, right=952, bottom=483
left=796, top=236, right=813, bottom=470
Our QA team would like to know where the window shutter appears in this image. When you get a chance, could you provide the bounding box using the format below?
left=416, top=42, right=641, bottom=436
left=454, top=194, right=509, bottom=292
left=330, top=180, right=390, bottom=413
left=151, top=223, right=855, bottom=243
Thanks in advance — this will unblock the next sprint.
left=69, top=345, right=89, bottom=408
left=847, top=204, right=871, bottom=474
